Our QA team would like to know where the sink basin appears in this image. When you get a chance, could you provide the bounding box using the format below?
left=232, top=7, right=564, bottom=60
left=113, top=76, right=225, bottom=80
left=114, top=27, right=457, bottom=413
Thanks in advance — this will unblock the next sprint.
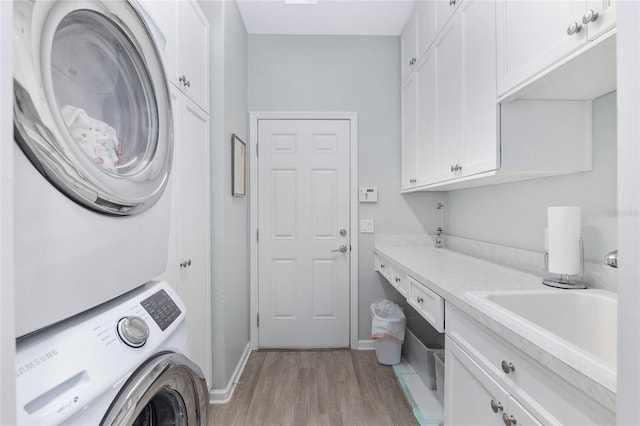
left=464, top=288, right=617, bottom=391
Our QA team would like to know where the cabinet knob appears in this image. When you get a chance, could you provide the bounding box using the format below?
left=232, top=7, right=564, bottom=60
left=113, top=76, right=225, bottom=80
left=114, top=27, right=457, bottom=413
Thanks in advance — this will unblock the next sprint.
left=501, top=360, right=515, bottom=374
left=457, top=164, right=462, bottom=171
left=450, top=165, right=455, bottom=172
left=582, top=9, right=599, bottom=24
left=395, top=277, right=401, bottom=283
left=449, top=0, right=456, bottom=5
left=417, top=296, right=424, bottom=303
left=490, top=399, right=504, bottom=413
left=566, top=21, right=582, bottom=35
left=502, top=413, right=517, bottom=425
left=178, top=75, right=191, bottom=88
left=380, top=264, right=386, bottom=269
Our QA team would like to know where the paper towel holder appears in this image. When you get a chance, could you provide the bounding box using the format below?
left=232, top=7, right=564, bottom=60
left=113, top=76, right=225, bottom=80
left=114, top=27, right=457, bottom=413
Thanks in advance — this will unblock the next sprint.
left=542, top=237, right=587, bottom=289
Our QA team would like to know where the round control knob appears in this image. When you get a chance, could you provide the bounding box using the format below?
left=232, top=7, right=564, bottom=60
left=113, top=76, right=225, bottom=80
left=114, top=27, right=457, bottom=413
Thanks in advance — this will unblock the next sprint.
left=117, top=316, right=149, bottom=348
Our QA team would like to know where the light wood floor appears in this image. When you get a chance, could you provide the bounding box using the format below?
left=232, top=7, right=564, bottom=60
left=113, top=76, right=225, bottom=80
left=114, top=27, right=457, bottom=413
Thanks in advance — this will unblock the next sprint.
left=208, top=349, right=419, bottom=426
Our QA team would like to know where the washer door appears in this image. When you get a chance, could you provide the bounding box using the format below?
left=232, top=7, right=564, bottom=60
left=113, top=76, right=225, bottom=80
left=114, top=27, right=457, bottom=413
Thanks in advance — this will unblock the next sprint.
left=101, top=352, right=208, bottom=425
left=13, top=0, right=172, bottom=215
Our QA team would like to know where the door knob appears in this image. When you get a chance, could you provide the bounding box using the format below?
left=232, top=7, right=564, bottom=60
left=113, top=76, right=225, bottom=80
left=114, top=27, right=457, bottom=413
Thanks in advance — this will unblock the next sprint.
left=331, top=245, right=348, bottom=253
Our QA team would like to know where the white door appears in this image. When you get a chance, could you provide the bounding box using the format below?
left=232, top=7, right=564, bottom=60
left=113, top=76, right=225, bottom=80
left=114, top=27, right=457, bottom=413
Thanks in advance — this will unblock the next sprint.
left=258, top=119, right=351, bottom=348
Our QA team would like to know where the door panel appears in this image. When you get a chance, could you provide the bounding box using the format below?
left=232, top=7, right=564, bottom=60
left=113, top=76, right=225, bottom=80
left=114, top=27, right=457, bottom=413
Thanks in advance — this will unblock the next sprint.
left=258, top=119, right=350, bottom=348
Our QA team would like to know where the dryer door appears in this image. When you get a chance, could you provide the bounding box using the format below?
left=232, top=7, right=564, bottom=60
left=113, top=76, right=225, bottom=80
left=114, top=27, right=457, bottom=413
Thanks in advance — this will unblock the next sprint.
left=13, top=0, right=172, bottom=215
left=101, top=352, right=208, bottom=426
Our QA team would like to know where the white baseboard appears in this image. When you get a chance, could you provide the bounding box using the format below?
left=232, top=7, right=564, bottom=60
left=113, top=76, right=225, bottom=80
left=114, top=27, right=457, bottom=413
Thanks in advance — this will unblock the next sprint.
left=358, top=339, right=376, bottom=350
left=209, top=342, right=252, bottom=404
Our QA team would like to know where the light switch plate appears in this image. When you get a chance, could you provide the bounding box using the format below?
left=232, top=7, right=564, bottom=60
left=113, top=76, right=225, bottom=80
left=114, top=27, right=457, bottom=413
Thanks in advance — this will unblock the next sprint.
left=359, top=187, right=378, bottom=202
left=360, top=219, right=374, bottom=233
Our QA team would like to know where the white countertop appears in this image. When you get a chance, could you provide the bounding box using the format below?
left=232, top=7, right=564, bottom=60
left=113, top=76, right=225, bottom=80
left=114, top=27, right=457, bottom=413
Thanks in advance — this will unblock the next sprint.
left=374, top=244, right=616, bottom=411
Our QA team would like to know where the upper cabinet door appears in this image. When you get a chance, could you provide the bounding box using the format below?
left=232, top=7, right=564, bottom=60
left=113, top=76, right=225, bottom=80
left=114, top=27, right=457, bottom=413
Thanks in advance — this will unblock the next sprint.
left=585, top=0, right=617, bottom=41
left=401, top=73, right=418, bottom=190
left=416, top=0, right=437, bottom=59
left=496, top=1, right=587, bottom=96
left=436, top=0, right=463, bottom=35
left=460, top=0, right=499, bottom=176
left=401, top=14, right=418, bottom=82
left=433, top=15, right=463, bottom=183
left=177, top=1, right=209, bottom=112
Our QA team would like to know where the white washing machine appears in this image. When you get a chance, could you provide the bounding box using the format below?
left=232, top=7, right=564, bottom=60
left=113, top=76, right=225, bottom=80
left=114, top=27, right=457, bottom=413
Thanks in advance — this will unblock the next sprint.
left=13, top=0, right=174, bottom=337
left=15, top=281, right=208, bottom=425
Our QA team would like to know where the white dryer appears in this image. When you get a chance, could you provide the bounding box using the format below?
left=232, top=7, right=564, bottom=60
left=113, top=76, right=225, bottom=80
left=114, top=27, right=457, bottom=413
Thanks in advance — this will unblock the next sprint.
left=13, top=0, right=173, bottom=337
left=15, top=281, right=208, bottom=425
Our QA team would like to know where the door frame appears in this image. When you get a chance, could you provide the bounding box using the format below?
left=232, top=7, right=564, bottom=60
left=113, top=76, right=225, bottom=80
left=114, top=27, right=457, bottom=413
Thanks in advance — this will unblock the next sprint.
left=249, top=112, right=358, bottom=350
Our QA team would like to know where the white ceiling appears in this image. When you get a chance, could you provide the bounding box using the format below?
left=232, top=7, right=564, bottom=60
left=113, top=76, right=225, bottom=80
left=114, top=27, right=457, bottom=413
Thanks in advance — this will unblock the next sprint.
left=236, top=0, right=417, bottom=36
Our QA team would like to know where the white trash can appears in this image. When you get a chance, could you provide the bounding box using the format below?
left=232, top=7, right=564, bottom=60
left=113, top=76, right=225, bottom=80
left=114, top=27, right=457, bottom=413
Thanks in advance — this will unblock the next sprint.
left=370, top=300, right=406, bottom=365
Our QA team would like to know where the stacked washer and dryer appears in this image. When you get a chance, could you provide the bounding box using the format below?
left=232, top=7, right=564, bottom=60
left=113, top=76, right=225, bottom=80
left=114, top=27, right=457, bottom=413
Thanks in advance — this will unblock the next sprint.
left=12, top=0, right=208, bottom=424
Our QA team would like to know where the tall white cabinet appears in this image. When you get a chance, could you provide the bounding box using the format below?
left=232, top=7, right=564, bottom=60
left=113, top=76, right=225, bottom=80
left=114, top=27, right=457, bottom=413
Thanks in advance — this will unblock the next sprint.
left=142, top=0, right=212, bottom=384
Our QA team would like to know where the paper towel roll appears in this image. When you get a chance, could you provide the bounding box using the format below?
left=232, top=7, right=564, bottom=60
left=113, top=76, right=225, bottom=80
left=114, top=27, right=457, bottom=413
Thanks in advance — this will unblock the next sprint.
left=547, top=206, right=581, bottom=275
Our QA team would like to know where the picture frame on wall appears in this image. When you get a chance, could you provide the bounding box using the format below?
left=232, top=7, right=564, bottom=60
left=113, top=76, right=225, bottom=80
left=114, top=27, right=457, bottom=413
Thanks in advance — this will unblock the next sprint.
left=232, top=134, right=247, bottom=196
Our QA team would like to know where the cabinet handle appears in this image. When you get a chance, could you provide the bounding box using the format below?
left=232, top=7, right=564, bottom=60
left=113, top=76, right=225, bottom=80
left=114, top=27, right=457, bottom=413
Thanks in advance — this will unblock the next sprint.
left=179, top=75, right=191, bottom=88
left=490, top=399, right=504, bottom=413
left=501, top=360, right=515, bottom=374
left=582, top=9, right=599, bottom=24
left=566, top=21, right=582, bottom=35
left=395, top=277, right=401, bottom=283
left=380, top=264, right=386, bottom=269
left=417, top=296, right=424, bottom=303
left=502, top=413, right=517, bottom=425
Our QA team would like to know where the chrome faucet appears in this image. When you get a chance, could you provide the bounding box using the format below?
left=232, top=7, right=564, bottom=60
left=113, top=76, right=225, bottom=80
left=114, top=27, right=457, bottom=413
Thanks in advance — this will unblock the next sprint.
left=605, top=250, right=618, bottom=268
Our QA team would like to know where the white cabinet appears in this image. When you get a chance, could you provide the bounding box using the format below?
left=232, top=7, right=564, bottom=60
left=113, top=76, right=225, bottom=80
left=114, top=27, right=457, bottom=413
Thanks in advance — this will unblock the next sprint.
left=459, top=0, right=499, bottom=178
left=446, top=337, right=541, bottom=426
left=445, top=304, right=615, bottom=425
left=401, top=72, right=418, bottom=189
left=436, top=0, right=462, bottom=35
left=161, top=87, right=211, bottom=381
left=416, top=0, right=437, bottom=59
left=496, top=0, right=616, bottom=96
left=140, top=0, right=209, bottom=111
left=375, top=254, right=409, bottom=298
left=402, top=48, right=437, bottom=190
left=401, top=0, right=593, bottom=192
left=433, top=12, right=463, bottom=183
left=407, top=276, right=445, bottom=332
left=401, top=14, right=417, bottom=82
left=404, top=0, right=497, bottom=187
left=375, top=253, right=444, bottom=331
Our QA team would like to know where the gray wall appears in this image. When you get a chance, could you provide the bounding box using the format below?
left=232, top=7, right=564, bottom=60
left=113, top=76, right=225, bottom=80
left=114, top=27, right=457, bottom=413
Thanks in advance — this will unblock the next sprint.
left=248, top=35, right=442, bottom=341
left=447, top=92, right=617, bottom=263
left=201, top=0, right=250, bottom=391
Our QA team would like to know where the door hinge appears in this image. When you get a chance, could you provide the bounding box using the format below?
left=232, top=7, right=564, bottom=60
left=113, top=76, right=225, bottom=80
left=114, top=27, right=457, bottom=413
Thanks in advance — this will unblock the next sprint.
left=257, top=314, right=260, bottom=327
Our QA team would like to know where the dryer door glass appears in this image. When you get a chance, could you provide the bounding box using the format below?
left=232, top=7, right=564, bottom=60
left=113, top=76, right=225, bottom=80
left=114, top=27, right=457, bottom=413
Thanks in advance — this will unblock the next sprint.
left=51, top=10, right=158, bottom=177
left=13, top=1, right=172, bottom=215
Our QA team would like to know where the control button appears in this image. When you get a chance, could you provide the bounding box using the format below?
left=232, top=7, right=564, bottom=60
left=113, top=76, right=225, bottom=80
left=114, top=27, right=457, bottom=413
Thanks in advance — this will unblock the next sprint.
left=117, top=316, right=149, bottom=348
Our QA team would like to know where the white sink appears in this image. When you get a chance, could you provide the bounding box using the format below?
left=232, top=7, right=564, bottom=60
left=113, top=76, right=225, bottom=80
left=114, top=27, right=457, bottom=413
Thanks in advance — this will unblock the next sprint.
left=464, top=288, right=617, bottom=391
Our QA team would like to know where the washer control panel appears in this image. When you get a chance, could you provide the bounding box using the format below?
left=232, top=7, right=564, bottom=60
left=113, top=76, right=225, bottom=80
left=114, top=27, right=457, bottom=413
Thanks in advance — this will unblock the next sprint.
left=140, top=289, right=182, bottom=331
